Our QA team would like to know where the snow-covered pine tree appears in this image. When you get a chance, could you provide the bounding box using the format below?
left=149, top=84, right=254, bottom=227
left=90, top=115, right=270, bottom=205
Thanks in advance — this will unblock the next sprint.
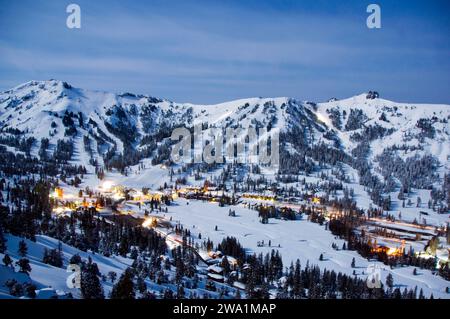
left=18, top=240, right=27, bottom=257
left=80, top=261, right=104, bottom=299
left=110, top=268, right=135, bottom=299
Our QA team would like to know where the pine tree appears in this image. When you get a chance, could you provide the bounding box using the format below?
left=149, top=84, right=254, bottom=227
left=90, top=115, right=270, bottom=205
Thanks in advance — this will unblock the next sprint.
left=7, top=281, right=24, bottom=297
left=351, top=258, right=356, bottom=268
left=221, top=256, right=231, bottom=276
left=24, top=283, right=37, bottom=299
left=130, top=247, right=139, bottom=260
left=43, top=247, right=63, bottom=268
left=16, top=258, right=31, bottom=274
left=386, top=273, right=394, bottom=289
left=136, top=276, right=146, bottom=294
left=177, top=284, right=185, bottom=299
left=3, top=254, right=13, bottom=267
left=80, top=261, right=104, bottom=299
left=42, top=248, right=49, bottom=264
left=108, top=271, right=117, bottom=283
left=69, top=254, right=82, bottom=265
left=141, top=291, right=156, bottom=299
left=418, top=288, right=425, bottom=299
left=163, top=288, right=174, bottom=299
left=259, top=281, right=270, bottom=299
left=0, top=225, right=7, bottom=253
left=292, top=259, right=303, bottom=298
left=18, top=240, right=27, bottom=257
left=245, top=266, right=257, bottom=298
left=110, top=268, right=135, bottom=299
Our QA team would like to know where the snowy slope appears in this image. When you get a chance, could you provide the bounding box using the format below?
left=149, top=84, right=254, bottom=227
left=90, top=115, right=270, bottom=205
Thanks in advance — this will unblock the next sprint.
left=1, top=81, right=448, bottom=190
left=316, top=94, right=450, bottom=171
left=0, top=80, right=324, bottom=165
left=139, top=198, right=450, bottom=298
left=1, top=81, right=449, bottom=299
left=1, top=80, right=448, bottom=215
left=0, top=234, right=133, bottom=298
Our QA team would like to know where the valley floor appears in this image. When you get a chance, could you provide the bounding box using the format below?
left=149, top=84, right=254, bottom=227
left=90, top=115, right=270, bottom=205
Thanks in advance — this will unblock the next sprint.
left=141, top=198, right=449, bottom=298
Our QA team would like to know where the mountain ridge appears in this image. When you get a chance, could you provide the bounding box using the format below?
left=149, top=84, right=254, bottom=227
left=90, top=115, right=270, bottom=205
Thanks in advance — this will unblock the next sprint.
left=4, top=79, right=450, bottom=108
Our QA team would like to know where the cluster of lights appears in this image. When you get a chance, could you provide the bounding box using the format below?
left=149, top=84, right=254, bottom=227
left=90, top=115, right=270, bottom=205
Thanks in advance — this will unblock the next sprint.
left=242, top=194, right=276, bottom=202
left=50, top=187, right=64, bottom=199
left=142, top=219, right=152, bottom=228
left=142, top=217, right=157, bottom=228
left=101, top=181, right=114, bottom=192
left=370, top=245, right=403, bottom=257
left=386, top=247, right=402, bottom=256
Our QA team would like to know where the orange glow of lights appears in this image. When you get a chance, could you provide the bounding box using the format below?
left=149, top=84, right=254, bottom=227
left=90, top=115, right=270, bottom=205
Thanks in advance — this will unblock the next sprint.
left=54, top=187, right=64, bottom=199
left=142, top=217, right=157, bottom=228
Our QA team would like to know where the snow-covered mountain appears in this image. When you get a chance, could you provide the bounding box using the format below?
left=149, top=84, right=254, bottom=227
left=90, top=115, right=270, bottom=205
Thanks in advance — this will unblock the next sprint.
left=1, top=80, right=449, bottom=300
left=317, top=93, right=450, bottom=172
left=0, top=80, right=323, bottom=154
left=0, top=79, right=448, bottom=202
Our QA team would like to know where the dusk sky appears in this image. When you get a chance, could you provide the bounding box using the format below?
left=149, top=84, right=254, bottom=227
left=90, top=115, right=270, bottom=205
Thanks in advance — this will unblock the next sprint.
left=1, top=0, right=449, bottom=104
